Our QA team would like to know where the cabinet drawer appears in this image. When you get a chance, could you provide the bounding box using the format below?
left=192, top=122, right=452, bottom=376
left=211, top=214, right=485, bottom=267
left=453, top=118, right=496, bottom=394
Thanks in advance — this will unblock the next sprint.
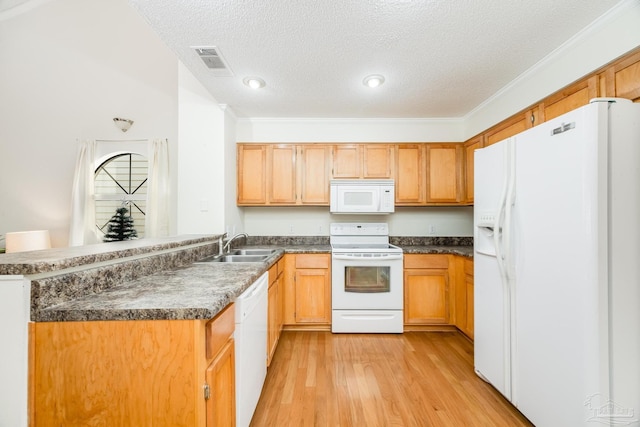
left=206, top=303, right=235, bottom=360
left=295, top=254, right=330, bottom=269
left=404, top=254, right=449, bottom=269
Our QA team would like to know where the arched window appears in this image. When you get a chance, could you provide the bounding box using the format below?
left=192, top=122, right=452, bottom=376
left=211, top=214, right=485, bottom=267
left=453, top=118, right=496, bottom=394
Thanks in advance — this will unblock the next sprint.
left=94, top=153, right=148, bottom=239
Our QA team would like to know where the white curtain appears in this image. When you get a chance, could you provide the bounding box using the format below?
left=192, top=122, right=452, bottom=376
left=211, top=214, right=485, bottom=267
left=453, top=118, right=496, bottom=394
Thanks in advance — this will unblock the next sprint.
left=69, top=139, right=98, bottom=246
left=145, top=138, right=170, bottom=238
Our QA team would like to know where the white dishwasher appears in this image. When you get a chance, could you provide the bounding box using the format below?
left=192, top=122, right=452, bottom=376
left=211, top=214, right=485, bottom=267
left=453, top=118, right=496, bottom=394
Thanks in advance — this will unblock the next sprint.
left=235, top=271, right=268, bottom=427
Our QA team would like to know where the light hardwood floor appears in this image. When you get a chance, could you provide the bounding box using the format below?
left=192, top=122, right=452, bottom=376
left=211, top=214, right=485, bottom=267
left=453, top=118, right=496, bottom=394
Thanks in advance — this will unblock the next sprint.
left=251, top=331, right=533, bottom=427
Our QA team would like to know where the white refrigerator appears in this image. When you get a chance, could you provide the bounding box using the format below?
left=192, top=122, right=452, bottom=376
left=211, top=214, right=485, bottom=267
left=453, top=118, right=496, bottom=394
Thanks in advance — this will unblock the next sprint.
left=474, top=98, right=640, bottom=427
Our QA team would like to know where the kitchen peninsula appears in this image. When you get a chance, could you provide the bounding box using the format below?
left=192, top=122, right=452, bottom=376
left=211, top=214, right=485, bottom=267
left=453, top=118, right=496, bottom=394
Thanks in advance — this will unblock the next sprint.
left=1, top=235, right=472, bottom=426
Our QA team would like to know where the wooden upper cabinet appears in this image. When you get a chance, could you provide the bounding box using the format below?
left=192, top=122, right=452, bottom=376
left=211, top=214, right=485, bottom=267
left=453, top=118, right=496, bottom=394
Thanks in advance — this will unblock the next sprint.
left=484, top=107, right=540, bottom=147
left=237, top=144, right=267, bottom=205
left=464, top=136, right=483, bottom=204
left=238, top=143, right=331, bottom=206
left=331, top=145, right=361, bottom=178
left=394, top=144, right=425, bottom=205
left=604, top=49, right=640, bottom=102
left=541, top=76, right=599, bottom=122
left=362, top=144, right=393, bottom=178
left=330, top=144, right=392, bottom=179
left=425, top=144, right=463, bottom=204
left=299, top=145, right=330, bottom=204
left=269, top=145, right=297, bottom=204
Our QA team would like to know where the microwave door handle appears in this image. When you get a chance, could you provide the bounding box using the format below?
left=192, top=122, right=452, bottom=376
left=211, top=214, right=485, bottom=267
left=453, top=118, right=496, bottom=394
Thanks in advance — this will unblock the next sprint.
left=374, top=190, right=380, bottom=211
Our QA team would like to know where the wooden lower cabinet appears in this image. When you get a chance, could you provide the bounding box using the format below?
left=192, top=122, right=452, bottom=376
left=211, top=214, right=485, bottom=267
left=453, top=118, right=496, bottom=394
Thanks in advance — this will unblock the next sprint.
left=403, top=254, right=474, bottom=338
left=283, top=253, right=331, bottom=329
left=453, top=257, right=474, bottom=339
left=205, top=338, right=236, bottom=427
left=267, top=258, right=284, bottom=366
left=404, top=254, right=451, bottom=325
left=30, top=304, right=236, bottom=427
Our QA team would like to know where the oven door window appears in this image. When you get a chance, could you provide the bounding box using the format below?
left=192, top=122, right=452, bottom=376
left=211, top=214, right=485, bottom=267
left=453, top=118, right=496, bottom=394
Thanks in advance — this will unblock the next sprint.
left=344, top=265, right=390, bottom=293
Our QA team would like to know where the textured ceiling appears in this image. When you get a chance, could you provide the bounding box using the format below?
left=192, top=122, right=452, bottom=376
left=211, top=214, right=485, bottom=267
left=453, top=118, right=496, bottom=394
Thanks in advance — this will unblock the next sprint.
left=129, top=0, right=621, bottom=119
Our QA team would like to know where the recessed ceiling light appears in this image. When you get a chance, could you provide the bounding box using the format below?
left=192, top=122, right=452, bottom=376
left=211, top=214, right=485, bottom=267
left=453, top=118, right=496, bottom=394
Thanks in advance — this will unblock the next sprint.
left=243, top=77, right=266, bottom=89
left=363, top=74, right=385, bottom=88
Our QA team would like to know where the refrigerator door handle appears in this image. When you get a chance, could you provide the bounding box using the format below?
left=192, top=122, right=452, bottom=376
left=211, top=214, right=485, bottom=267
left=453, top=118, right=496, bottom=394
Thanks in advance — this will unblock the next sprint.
left=503, top=139, right=516, bottom=282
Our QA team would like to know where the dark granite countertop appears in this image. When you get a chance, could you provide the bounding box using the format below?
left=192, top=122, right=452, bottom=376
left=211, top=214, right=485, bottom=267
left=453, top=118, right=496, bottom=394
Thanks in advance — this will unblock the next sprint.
left=23, top=237, right=472, bottom=323
left=0, top=235, right=216, bottom=276
left=401, top=245, right=473, bottom=258
left=36, top=250, right=285, bottom=322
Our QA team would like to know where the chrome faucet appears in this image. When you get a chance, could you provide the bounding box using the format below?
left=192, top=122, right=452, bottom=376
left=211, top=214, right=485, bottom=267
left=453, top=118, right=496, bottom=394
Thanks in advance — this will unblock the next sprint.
left=222, top=232, right=248, bottom=254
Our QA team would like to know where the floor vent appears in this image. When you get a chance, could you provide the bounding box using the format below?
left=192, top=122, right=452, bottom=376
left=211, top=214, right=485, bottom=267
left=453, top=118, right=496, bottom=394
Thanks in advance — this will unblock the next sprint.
left=193, top=46, right=233, bottom=76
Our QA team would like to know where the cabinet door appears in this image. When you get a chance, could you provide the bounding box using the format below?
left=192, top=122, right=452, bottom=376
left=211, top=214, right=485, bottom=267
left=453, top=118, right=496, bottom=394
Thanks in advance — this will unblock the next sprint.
left=463, top=269, right=474, bottom=339
left=299, top=145, right=330, bottom=204
left=395, top=144, right=425, bottom=205
left=205, top=338, right=236, bottom=427
left=269, top=145, right=297, bottom=204
left=331, top=145, right=361, bottom=178
left=484, top=111, right=532, bottom=147
left=363, top=144, right=393, bottom=178
left=267, top=272, right=278, bottom=366
left=404, top=255, right=450, bottom=324
left=237, top=144, right=267, bottom=205
left=404, top=269, right=450, bottom=324
left=295, top=268, right=331, bottom=323
left=604, top=49, right=640, bottom=102
left=426, top=144, right=463, bottom=204
left=541, top=76, right=598, bottom=122
left=464, top=137, right=482, bottom=204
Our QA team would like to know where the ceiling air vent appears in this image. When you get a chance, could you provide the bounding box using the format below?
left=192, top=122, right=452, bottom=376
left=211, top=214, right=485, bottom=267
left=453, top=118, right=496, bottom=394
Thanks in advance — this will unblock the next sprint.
left=193, top=46, right=233, bottom=76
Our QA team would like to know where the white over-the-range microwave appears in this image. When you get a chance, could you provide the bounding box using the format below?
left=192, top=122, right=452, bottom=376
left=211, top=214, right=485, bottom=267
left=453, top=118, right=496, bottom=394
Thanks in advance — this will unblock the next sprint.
left=329, top=179, right=395, bottom=214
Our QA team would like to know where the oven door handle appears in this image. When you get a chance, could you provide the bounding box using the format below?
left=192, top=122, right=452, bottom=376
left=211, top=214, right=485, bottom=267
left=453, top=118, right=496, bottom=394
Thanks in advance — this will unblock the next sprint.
left=332, top=253, right=404, bottom=261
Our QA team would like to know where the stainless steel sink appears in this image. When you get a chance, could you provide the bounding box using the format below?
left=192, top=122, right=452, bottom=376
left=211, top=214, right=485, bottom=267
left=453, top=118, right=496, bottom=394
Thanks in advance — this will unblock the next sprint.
left=230, top=248, right=277, bottom=256
left=197, top=254, right=269, bottom=263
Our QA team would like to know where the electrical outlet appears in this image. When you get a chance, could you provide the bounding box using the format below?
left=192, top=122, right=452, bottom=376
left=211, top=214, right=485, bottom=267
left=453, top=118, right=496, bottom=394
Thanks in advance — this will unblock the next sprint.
left=429, top=225, right=437, bottom=235
left=318, top=225, right=323, bottom=234
left=289, top=224, right=294, bottom=234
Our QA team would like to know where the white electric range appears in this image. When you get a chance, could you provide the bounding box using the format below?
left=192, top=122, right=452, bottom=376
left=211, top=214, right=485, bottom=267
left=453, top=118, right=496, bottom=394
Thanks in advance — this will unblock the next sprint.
left=330, top=223, right=404, bottom=333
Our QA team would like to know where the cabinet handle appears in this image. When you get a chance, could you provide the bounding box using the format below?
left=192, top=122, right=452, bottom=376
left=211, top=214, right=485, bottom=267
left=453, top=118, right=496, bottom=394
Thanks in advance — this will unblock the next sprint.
left=203, top=383, right=211, bottom=400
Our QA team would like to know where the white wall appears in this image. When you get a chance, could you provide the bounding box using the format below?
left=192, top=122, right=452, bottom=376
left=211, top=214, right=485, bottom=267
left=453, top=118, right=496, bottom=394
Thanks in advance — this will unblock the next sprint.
left=237, top=118, right=464, bottom=142
left=222, top=107, right=244, bottom=236
left=177, top=62, right=226, bottom=234
left=243, top=207, right=473, bottom=237
left=0, top=0, right=179, bottom=247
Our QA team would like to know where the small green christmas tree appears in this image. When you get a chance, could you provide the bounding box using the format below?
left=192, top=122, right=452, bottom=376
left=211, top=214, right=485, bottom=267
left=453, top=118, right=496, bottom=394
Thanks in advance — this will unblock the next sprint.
left=103, top=206, right=138, bottom=242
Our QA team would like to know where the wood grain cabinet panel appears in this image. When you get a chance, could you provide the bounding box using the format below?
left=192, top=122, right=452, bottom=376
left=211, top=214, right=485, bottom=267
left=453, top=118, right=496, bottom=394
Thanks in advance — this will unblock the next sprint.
left=605, top=49, right=640, bottom=102
left=237, top=144, right=267, bottom=205
left=30, top=304, right=236, bottom=427
left=464, top=137, right=483, bottom=204
left=394, top=144, right=425, bottom=205
left=331, top=144, right=361, bottom=178
left=267, top=259, right=285, bottom=366
left=426, top=144, right=464, bottom=204
left=269, top=145, right=297, bottom=204
left=404, top=254, right=450, bottom=325
left=205, top=338, right=236, bottom=427
left=363, top=144, right=393, bottom=178
left=282, top=254, right=331, bottom=328
left=299, top=145, right=330, bottom=204
left=541, top=76, right=598, bottom=122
